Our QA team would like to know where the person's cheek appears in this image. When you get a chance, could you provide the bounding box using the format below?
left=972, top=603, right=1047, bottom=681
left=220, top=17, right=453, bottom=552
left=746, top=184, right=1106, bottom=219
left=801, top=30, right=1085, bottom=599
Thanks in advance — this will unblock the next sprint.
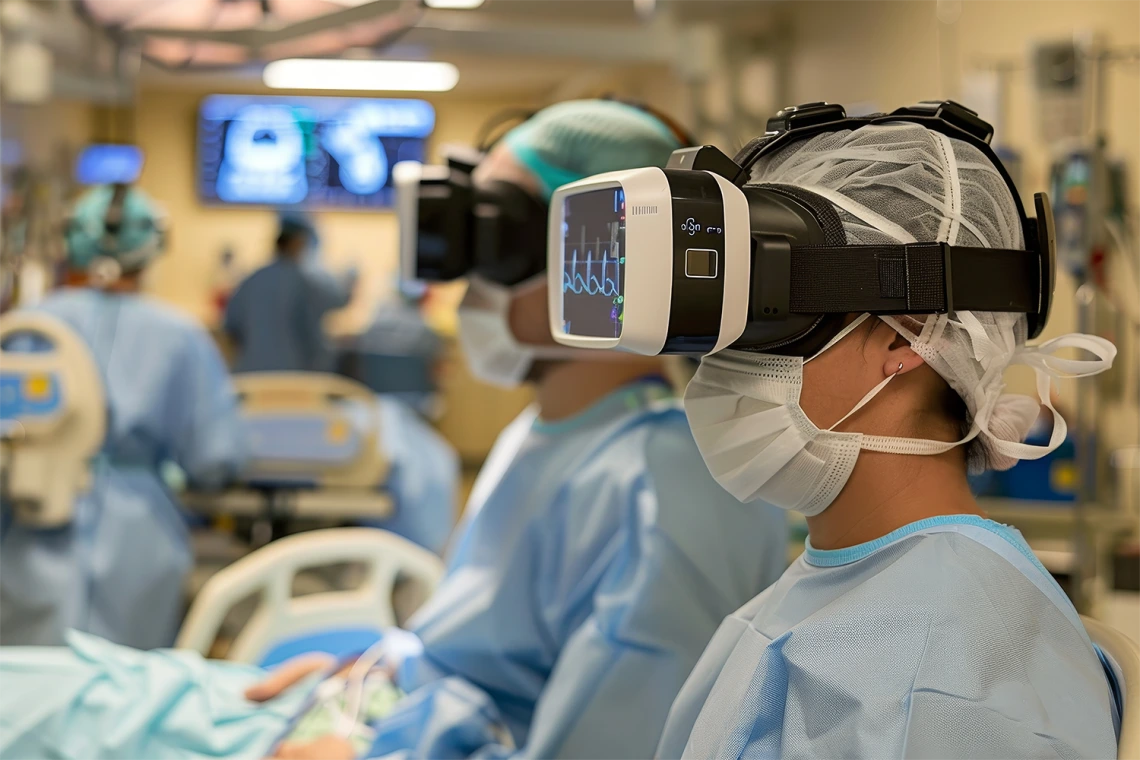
left=798, top=359, right=829, bottom=427
left=508, top=281, right=556, bottom=347
left=800, top=344, right=867, bottom=430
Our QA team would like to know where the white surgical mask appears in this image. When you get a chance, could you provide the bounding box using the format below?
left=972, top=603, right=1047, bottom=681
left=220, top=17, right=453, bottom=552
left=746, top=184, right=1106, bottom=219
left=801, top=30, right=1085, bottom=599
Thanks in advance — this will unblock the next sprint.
left=457, top=275, right=533, bottom=388
left=684, top=314, right=881, bottom=515
left=684, top=313, right=1114, bottom=515
left=458, top=274, right=578, bottom=389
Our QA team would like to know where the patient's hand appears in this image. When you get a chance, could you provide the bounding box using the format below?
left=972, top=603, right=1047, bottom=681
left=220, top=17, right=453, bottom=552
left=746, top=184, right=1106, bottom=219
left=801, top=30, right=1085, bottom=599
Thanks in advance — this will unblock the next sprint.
left=269, top=736, right=356, bottom=760
left=245, top=653, right=339, bottom=702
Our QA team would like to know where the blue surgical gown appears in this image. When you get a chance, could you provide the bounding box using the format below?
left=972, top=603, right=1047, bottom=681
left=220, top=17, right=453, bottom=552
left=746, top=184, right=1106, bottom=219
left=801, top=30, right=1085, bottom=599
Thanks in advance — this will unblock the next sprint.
left=1, top=288, right=245, bottom=649
left=224, top=258, right=354, bottom=373
left=366, top=396, right=458, bottom=554
left=367, top=378, right=789, bottom=759
left=656, top=515, right=1120, bottom=760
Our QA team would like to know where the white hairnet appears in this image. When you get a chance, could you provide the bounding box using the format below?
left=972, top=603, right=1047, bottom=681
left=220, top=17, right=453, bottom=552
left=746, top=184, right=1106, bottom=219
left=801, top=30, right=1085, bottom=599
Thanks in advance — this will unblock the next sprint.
left=752, top=123, right=1115, bottom=472
left=751, top=122, right=1024, bottom=249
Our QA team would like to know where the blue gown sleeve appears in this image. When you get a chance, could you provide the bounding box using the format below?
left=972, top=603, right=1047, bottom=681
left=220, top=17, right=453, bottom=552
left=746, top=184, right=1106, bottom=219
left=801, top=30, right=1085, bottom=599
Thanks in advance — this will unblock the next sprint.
left=900, top=559, right=1120, bottom=760
left=904, top=689, right=1100, bottom=759
left=367, top=415, right=773, bottom=759
left=366, top=677, right=515, bottom=760
left=222, top=281, right=245, bottom=345
left=169, top=326, right=247, bottom=489
left=518, top=427, right=764, bottom=759
left=364, top=397, right=458, bottom=554
left=301, top=264, right=356, bottom=313
left=295, top=265, right=354, bottom=372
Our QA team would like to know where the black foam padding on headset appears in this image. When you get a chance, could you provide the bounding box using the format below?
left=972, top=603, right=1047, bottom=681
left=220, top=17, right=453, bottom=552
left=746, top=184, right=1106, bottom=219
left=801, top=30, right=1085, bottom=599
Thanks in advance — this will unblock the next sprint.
left=753, top=184, right=847, bottom=246
left=730, top=184, right=850, bottom=357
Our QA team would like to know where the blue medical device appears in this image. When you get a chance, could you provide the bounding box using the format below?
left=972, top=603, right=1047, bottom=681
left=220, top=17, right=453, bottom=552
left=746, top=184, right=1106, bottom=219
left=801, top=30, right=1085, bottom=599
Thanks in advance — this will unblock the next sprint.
left=75, top=145, right=144, bottom=185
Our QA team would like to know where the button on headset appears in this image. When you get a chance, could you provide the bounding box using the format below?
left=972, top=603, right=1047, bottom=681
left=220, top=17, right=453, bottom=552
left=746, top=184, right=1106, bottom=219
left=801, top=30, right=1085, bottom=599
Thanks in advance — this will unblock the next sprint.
left=765, top=102, right=847, bottom=135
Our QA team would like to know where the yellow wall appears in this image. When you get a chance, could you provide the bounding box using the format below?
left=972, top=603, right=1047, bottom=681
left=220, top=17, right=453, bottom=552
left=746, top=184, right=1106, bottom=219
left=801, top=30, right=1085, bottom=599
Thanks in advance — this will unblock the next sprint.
left=1, top=100, right=94, bottom=304
left=133, top=88, right=540, bottom=331
left=781, top=6, right=1139, bottom=209
left=766, top=0, right=1140, bottom=426
left=781, top=0, right=1139, bottom=236
left=1, top=100, right=94, bottom=167
left=130, top=87, right=544, bottom=459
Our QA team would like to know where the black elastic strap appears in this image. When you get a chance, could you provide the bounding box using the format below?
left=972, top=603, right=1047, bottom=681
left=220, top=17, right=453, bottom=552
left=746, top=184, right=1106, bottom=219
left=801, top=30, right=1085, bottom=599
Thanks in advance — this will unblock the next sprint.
left=788, top=243, right=1040, bottom=314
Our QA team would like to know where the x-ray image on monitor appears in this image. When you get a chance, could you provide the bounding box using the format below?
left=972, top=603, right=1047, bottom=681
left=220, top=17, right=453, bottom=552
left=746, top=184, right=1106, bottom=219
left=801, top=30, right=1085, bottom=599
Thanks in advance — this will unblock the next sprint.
left=198, top=95, right=434, bottom=208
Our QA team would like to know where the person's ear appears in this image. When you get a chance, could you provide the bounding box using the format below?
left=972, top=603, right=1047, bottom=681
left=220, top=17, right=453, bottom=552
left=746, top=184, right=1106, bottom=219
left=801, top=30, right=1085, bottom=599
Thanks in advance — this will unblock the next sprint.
left=883, top=332, right=925, bottom=377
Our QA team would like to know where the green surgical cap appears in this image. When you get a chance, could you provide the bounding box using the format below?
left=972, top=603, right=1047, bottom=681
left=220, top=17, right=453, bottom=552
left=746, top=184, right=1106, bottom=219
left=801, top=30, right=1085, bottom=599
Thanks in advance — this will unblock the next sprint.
left=503, top=99, right=683, bottom=201
left=65, top=185, right=164, bottom=272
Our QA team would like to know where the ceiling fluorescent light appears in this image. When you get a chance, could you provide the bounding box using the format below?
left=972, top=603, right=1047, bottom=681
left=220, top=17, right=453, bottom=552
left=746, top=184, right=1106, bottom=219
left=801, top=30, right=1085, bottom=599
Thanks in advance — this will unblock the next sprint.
left=424, top=0, right=485, bottom=8
left=263, top=59, right=459, bottom=92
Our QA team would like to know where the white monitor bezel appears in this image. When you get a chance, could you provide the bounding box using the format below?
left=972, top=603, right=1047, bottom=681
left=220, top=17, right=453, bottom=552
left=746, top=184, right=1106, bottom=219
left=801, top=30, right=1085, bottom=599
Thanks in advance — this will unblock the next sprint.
left=548, top=168, right=674, bottom=355
left=392, top=160, right=423, bottom=282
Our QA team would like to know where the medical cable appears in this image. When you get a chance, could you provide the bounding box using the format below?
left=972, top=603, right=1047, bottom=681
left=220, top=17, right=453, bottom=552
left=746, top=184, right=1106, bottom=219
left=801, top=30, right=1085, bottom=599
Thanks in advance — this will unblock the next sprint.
left=334, top=637, right=392, bottom=739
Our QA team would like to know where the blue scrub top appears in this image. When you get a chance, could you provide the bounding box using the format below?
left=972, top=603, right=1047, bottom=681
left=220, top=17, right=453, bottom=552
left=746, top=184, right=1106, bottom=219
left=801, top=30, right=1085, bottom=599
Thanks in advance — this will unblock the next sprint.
left=365, top=378, right=789, bottom=759
left=225, top=258, right=354, bottom=374
left=657, top=515, right=1119, bottom=759
left=1, top=288, right=245, bottom=649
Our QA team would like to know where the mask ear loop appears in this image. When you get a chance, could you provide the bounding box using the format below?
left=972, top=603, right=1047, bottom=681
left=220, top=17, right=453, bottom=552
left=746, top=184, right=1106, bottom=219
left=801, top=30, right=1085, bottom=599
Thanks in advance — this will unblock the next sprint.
left=826, top=362, right=903, bottom=432
left=804, top=313, right=872, bottom=364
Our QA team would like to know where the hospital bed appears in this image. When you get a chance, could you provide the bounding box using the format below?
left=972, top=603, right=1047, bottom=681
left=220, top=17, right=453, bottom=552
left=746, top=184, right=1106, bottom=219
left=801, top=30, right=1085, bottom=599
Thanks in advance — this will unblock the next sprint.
left=178, top=527, right=444, bottom=667
left=185, top=372, right=394, bottom=524
left=0, top=311, right=106, bottom=527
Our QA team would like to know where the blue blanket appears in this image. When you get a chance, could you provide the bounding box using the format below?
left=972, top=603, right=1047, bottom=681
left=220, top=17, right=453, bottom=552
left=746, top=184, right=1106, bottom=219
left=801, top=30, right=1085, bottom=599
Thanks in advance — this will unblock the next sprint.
left=0, top=631, right=313, bottom=760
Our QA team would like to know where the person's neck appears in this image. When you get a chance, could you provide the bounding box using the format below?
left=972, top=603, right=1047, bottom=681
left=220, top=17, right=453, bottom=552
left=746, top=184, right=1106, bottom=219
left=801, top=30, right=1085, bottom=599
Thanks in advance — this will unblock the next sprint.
left=64, top=273, right=141, bottom=293
left=534, top=357, right=667, bottom=423
left=805, top=448, right=982, bottom=550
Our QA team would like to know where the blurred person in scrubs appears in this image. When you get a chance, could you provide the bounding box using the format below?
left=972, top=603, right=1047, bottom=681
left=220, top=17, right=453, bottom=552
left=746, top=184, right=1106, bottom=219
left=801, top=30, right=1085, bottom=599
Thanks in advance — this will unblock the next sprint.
left=341, top=278, right=444, bottom=418
left=0, top=101, right=788, bottom=760
left=345, top=280, right=456, bottom=554
left=0, top=184, right=245, bottom=649
left=225, top=211, right=358, bottom=373
left=655, top=121, right=1120, bottom=758
left=249, top=99, right=789, bottom=760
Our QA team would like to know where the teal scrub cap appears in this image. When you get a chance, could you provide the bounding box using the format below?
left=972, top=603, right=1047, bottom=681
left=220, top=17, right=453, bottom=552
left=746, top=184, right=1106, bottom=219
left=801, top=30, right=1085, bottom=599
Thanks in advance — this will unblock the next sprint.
left=502, top=99, right=684, bottom=202
left=277, top=209, right=317, bottom=241
left=65, top=185, right=165, bottom=272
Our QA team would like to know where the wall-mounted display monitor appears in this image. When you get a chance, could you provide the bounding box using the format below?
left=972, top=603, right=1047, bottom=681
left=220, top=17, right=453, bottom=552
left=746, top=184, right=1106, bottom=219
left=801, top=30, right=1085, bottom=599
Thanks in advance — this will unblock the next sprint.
left=197, top=95, right=434, bottom=209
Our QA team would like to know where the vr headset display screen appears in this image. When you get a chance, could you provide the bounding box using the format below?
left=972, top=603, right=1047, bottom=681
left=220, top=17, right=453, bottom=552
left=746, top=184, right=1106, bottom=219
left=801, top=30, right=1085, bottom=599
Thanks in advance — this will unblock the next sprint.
left=561, top=187, right=626, bottom=338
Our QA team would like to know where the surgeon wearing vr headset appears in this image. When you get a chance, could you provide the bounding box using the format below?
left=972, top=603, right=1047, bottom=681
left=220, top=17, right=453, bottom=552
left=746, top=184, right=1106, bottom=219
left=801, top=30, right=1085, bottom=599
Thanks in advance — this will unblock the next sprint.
left=547, top=101, right=1120, bottom=758
left=239, top=99, right=791, bottom=760
left=1, top=184, right=246, bottom=650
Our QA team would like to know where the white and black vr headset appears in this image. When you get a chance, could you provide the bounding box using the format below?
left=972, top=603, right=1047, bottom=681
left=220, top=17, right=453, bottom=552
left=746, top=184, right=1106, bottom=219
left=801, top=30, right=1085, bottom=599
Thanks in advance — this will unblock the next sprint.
left=546, top=100, right=1055, bottom=357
